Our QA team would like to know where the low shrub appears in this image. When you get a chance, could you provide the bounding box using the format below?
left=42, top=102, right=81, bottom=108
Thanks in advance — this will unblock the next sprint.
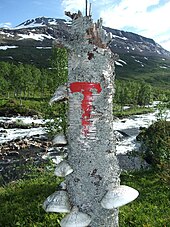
left=137, top=120, right=170, bottom=166
left=0, top=99, right=40, bottom=117
left=137, top=120, right=170, bottom=185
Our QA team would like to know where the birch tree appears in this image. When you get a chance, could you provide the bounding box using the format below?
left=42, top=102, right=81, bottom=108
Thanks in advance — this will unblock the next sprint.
left=44, top=10, right=139, bottom=227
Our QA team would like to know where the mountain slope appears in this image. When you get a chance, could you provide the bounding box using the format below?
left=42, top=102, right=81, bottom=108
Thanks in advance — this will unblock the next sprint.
left=16, top=17, right=66, bottom=29
left=115, top=54, right=170, bottom=88
left=0, top=16, right=170, bottom=58
left=0, top=17, right=170, bottom=88
left=104, top=26, right=170, bottom=58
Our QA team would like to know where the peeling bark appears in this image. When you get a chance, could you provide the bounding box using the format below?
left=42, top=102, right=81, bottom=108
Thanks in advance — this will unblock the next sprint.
left=54, top=13, right=120, bottom=227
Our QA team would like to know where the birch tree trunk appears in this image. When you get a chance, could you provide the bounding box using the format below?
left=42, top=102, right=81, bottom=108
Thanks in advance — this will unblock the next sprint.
left=60, top=15, right=120, bottom=226
left=45, top=12, right=138, bottom=227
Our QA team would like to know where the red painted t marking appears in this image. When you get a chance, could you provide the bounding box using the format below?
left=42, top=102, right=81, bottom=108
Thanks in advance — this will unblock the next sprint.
left=70, top=82, right=102, bottom=135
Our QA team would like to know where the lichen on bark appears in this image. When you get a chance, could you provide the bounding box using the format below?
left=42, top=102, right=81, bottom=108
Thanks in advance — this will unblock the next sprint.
left=54, top=12, right=120, bottom=227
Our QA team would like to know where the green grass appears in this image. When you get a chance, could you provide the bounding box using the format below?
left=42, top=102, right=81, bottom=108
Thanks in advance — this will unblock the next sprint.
left=0, top=99, right=42, bottom=117
left=113, top=105, right=154, bottom=117
left=0, top=98, right=65, bottom=118
left=120, top=170, right=170, bottom=226
left=0, top=166, right=169, bottom=226
left=0, top=163, right=64, bottom=227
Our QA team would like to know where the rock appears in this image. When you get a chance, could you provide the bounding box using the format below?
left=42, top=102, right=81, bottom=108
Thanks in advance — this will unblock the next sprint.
left=0, top=130, right=7, bottom=133
left=6, top=151, right=19, bottom=157
left=117, top=153, right=150, bottom=171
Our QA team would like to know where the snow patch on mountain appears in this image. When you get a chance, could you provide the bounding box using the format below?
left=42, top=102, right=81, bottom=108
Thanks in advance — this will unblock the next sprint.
left=0, top=31, right=14, bottom=37
left=112, top=34, right=128, bottom=40
left=115, top=61, right=123, bottom=66
left=15, top=23, right=46, bottom=30
left=15, top=17, right=63, bottom=29
left=118, top=59, right=127, bottom=65
left=134, top=59, right=144, bottom=67
left=18, top=33, right=55, bottom=41
left=0, top=46, right=18, bottom=50
left=36, top=47, right=52, bottom=49
left=160, top=66, right=167, bottom=69
left=0, top=17, right=170, bottom=59
left=115, top=58, right=127, bottom=67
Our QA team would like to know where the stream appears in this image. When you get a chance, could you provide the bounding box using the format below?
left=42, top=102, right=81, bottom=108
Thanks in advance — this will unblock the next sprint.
left=0, top=103, right=169, bottom=185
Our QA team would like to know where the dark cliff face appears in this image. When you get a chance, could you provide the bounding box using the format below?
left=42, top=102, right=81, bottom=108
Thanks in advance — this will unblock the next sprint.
left=104, top=26, right=170, bottom=58
left=104, top=26, right=156, bottom=44
left=0, top=16, right=170, bottom=59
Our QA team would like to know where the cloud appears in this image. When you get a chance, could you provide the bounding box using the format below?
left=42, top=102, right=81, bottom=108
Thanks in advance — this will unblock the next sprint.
left=160, top=39, right=170, bottom=51
left=61, top=0, right=170, bottom=50
left=0, top=22, right=12, bottom=28
left=100, top=0, right=169, bottom=32
left=62, top=0, right=114, bottom=14
left=62, top=0, right=86, bottom=12
left=61, top=0, right=107, bottom=15
left=156, top=34, right=170, bottom=51
left=99, top=0, right=170, bottom=50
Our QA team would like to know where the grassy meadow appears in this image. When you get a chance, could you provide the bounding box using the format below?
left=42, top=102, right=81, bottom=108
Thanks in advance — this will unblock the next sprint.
left=0, top=164, right=169, bottom=226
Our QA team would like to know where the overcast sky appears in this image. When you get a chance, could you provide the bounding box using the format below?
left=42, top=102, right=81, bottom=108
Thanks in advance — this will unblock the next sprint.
left=0, top=0, right=170, bottom=51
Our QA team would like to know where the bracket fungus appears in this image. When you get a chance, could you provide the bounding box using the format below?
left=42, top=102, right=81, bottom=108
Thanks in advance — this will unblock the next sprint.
left=101, top=185, right=139, bottom=209
left=42, top=151, right=68, bottom=165
left=54, top=161, right=73, bottom=177
left=49, top=85, right=68, bottom=104
left=43, top=191, right=71, bottom=213
left=60, top=206, right=91, bottom=227
left=52, top=133, right=67, bottom=145
left=59, top=180, right=67, bottom=190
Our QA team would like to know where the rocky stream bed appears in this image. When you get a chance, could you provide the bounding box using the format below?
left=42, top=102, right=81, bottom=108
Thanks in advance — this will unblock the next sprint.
left=0, top=106, right=169, bottom=185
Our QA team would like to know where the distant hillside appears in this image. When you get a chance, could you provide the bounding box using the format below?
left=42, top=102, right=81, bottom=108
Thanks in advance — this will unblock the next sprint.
left=115, top=54, right=170, bottom=88
left=0, top=16, right=170, bottom=88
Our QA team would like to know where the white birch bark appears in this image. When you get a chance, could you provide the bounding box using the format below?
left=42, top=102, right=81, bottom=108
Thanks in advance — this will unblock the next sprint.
left=61, top=15, right=120, bottom=227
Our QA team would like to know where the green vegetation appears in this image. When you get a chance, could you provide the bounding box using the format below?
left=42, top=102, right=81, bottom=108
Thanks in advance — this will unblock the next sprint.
left=1, top=113, right=170, bottom=226
left=0, top=59, right=169, bottom=119
left=137, top=118, right=170, bottom=187
left=0, top=99, right=41, bottom=116
left=0, top=46, right=169, bottom=119
left=137, top=120, right=170, bottom=166
left=116, top=53, right=170, bottom=89
left=120, top=170, right=170, bottom=226
left=113, top=105, right=154, bottom=117
left=114, top=80, right=153, bottom=107
left=1, top=45, right=170, bottom=89
left=0, top=45, right=52, bottom=68
left=0, top=48, right=67, bottom=100
left=0, top=163, right=64, bottom=226
left=0, top=164, right=169, bottom=226
left=113, top=79, right=169, bottom=117
left=115, top=100, right=170, bottom=226
left=0, top=48, right=68, bottom=133
left=0, top=46, right=169, bottom=226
